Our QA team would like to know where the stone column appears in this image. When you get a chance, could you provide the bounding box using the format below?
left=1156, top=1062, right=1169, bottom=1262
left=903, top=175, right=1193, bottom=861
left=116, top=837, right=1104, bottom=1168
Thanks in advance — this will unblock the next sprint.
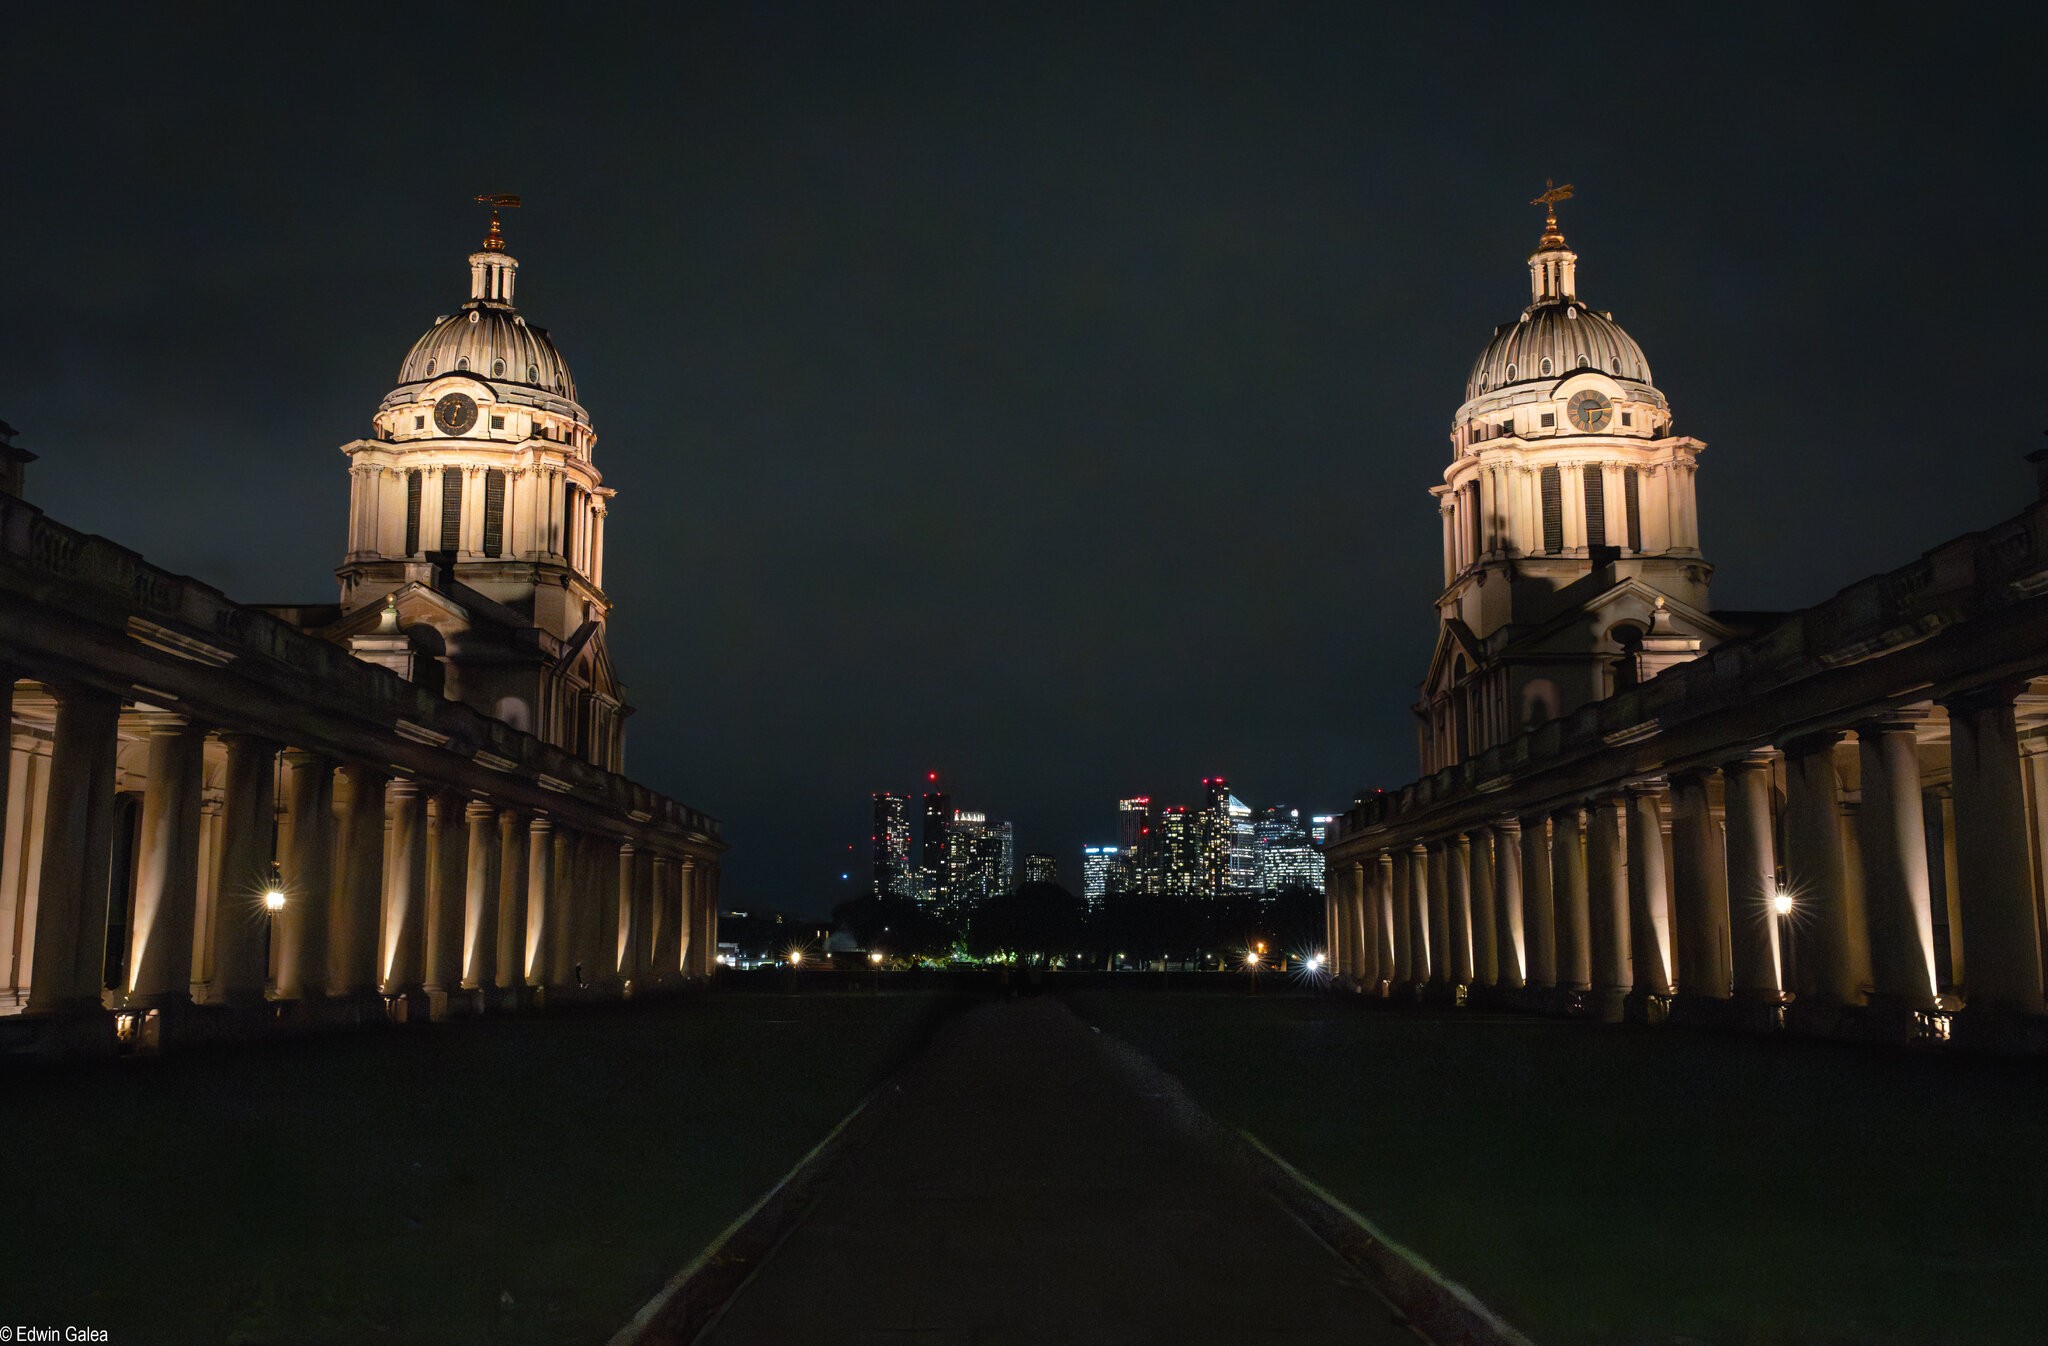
left=329, top=763, right=388, bottom=1000
left=380, top=778, right=427, bottom=1001
left=0, top=665, right=12, bottom=914
left=1669, top=769, right=1732, bottom=1008
left=1585, top=797, right=1629, bottom=1004
left=1945, top=686, right=2046, bottom=1013
left=25, top=685, right=122, bottom=1015
left=704, top=862, right=721, bottom=972
left=496, top=808, right=528, bottom=995
left=461, top=799, right=499, bottom=992
left=616, top=841, right=641, bottom=990
left=1520, top=814, right=1554, bottom=989
left=1445, top=834, right=1474, bottom=987
left=677, top=858, right=698, bottom=977
left=1781, top=733, right=1865, bottom=1005
left=1386, top=849, right=1410, bottom=985
left=125, top=716, right=207, bottom=1008
left=1470, top=828, right=1498, bottom=986
left=1410, top=843, right=1434, bottom=986
left=1721, top=753, right=1784, bottom=999
left=526, top=812, right=557, bottom=989
left=423, top=791, right=466, bottom=1011
left=1374, top=851, right=1398, bottom=990
left=1327, top=861, right=1349, bottom=977
left=1856, top=717, right=1939, bottom=1012
left=647, top=853, right=672, bottom=985
left=205, top=733, right=277, bottom=1005
left=549, top=826, right=579, bottom=988
left=1349, top=860, right=1373, bottom=987
left=1551, top=807, right=1591, bottom=990
left=1494, top=818, right=1525, bottom=989
left=1624, top=783, right=1675, bottom=1001
left=273, top=749, right=336, bottom=1002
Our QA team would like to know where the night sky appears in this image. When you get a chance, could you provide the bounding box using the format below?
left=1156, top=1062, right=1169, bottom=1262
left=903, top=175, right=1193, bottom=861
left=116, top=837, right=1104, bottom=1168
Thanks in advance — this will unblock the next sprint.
left=5, top=4, right=2041, bottom=914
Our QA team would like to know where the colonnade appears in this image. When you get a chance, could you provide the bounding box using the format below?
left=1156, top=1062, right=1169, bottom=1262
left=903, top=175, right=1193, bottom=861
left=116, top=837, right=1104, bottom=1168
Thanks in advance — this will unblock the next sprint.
left=1328, top=684, right=2048, bottom=1038
left=2, top=676, right=722, bottom=1046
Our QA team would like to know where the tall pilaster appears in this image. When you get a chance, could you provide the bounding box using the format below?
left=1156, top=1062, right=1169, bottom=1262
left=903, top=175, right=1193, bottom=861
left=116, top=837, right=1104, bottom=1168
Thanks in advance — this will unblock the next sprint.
left=1945, top=686, right=2046, bottom=1014
left=1669, top=769, right=1732, bottom=1008
left=1470, top=828, right=1498, bottom=986
left=1519, top=814, right=1554, bottom=989
left=677, top=857, right=698, bottom=977
left=1856, top=716, right=1938, bottom=1011
left=616, top=841, right=640, bottom=990
left=274, top=749, right=336, bottom=1001
left=462, top=799, right=499, bottom=992
left=1493, top=818, right=1525, bottom=989
left=423, top=790, right=467, bottom=1008
left=1375, top=850, right=1398, bottom=991
left=25, top=685, right=122, bottom=1015
left=205, top=733, right=278, bottom=1005
left=1720, top=753, right=1783, bottom=1000
left=1349, top=860, right=1374, bottom=987
left=1584, top=796, right=1629, bottom=1003
left=1424, top=841, right=1449, bottom=988
left=1781, top=733, right=1865, bottom=1006
left=380, top=778, right=427, bottom=1001
left=1551, top=807, right=1591, bottom=991
left=549, top=826, right=579, bottom=988
left=329, top=763, right=388, bottom=999
left=497, top=808, right=529, bottom=993
left=527, top=812, right=558, bottom=989
left=1625, top=782, right=1674, bottom=1001
left=125, top=715, right=207, bottom=1008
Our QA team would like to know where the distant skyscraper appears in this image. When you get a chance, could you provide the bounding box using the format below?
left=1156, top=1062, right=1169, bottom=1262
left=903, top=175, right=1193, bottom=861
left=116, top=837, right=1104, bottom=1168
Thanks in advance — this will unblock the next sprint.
left=997, top=820, right=1016, bottom=893
left=1255, top=804, right=1325, bottom=893
left=870, top=792, right=913, bottom=898
left=919, top=777, right=950, bottom=905
left=1117, top=796, right=1155, bottom=894
left=1197, top=778, right=1250, bottom=897
left=1023, top=853, right=1059, bottom=886
left=1227, top=793, right=1257, bottom=893
left=1154, top=806, right=1199, bottom=896
left=1081, top=846, right=1118, bottom=909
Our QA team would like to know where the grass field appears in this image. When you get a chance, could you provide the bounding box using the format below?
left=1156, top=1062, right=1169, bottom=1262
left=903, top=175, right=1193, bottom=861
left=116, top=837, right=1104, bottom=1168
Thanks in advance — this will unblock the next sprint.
left=1067, top=990, right=2048, bottom=1346
left=0, top=992, right=965, bottom=1346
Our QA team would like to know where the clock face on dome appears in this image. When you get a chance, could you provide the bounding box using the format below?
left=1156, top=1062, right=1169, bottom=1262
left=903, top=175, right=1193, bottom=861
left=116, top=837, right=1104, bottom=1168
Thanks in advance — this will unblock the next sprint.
left=1567, top=389, right=1613, bottom=432
left=433, top=392, right=478, bottom=435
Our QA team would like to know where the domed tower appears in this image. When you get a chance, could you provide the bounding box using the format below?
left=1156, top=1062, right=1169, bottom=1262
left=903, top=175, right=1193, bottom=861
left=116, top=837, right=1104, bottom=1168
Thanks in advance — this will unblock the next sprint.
left=1417, top=185, right=1730, bottom=773
left=329, top=201, right=627, bottom=771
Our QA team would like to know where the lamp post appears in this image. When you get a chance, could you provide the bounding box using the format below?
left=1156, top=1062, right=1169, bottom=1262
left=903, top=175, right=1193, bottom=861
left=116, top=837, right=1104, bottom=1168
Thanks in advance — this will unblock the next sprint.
left=1244, top=948, right=1260, bottom=994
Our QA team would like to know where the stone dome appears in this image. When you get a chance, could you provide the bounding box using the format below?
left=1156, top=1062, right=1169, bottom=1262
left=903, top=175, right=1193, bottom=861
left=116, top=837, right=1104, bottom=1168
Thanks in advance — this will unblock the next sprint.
left=1465, top=299, right=1652, bottom=401
left=397, top=302, right=577, bottom=400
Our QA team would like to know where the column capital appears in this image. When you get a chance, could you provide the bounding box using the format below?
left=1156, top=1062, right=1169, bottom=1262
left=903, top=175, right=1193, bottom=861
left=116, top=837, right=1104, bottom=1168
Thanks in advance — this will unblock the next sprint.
left=128, top=709, right=200, bottom=736
left=1942, top=679, right=2028, bottom=716
left=1717, top=748, right=1779, bottom=776
left=465, top=797, right=498, bottom=823
left=1855, top=708, right=1931, bottom=736
left=217, top=730, right=281, bottom=757
left=282, top=747, right=337, bottom=770
left=1624, top=776, right=1670, bottom=798
left=526, top=809, right=553, bottom=834
left=1778, top=727, right=1845, bottom=758
left=385, top=776, right=425, bottom=800
left=1493, top=814, right=1523, bottom=835
left=339, top=759, right=389, bottom=785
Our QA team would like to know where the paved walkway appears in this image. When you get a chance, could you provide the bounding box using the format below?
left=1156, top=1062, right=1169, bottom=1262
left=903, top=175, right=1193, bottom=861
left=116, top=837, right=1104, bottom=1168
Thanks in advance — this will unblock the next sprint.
left=696, top=997, right=1419, bottom=1346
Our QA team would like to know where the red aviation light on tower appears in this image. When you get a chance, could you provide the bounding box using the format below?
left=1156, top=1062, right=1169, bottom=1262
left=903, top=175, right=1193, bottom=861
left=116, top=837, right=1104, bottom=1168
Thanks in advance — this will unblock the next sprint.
left=928, top=771, right=938, bottom=782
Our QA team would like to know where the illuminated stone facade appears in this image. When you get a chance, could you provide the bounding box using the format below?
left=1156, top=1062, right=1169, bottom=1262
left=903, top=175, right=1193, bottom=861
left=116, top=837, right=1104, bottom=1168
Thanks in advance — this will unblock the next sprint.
left=0, top=220, right=724, bottom=1056
left=1329, top=205, right=2048, bottom=1048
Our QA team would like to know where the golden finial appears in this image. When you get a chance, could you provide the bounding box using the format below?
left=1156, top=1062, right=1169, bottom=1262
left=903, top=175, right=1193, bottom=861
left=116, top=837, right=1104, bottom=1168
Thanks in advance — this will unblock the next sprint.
left=1530, top=178, right=1573, bottom=251
left=474, top=193, right=522, bottom=251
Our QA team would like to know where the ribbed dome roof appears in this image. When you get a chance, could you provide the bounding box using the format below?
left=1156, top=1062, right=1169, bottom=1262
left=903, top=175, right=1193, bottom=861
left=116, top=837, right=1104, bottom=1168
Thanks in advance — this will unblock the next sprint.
left=1465, top=299, right=1651, bottom=401
left=397, top=302, right=577, bottom=400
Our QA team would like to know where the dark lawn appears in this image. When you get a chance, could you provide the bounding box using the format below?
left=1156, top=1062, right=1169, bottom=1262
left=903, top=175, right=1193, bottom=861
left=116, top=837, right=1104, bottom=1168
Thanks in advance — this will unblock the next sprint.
left=1066, top=990, right=2048, bottom=1346
left=0, top=992, right=966, bottom=1346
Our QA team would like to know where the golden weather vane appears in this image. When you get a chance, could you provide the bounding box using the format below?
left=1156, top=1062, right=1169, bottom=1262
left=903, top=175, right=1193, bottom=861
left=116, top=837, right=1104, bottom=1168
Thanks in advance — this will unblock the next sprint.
left=1530, top=178, right=1573, bottom=247
left=474, top=193, right=522, bottom=251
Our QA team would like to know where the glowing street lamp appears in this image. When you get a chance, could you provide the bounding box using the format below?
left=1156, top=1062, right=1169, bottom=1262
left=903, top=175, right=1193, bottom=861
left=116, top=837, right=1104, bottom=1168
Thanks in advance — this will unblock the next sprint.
left=868, top=951, right=884, bottom=966
left=788, top=949, right=804, bottom=966
left=1771, top=889, right=1794, bottom=917
left=1243, top=950, right=1261, bottom=968
left=1307, top=952, right=1325, bottom=971
left=261, top=862, right=286, bottom=913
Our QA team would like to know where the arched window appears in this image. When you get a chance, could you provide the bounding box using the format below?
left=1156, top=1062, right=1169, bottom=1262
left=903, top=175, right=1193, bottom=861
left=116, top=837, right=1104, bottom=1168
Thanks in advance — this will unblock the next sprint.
left=1624, top=468, right=1643, bottom=552
left=1577, top=354, right=1589, bottom=368
left=1540, top=466, right=1563, bottom=554
left=456, top=356, right=470, bottom=371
